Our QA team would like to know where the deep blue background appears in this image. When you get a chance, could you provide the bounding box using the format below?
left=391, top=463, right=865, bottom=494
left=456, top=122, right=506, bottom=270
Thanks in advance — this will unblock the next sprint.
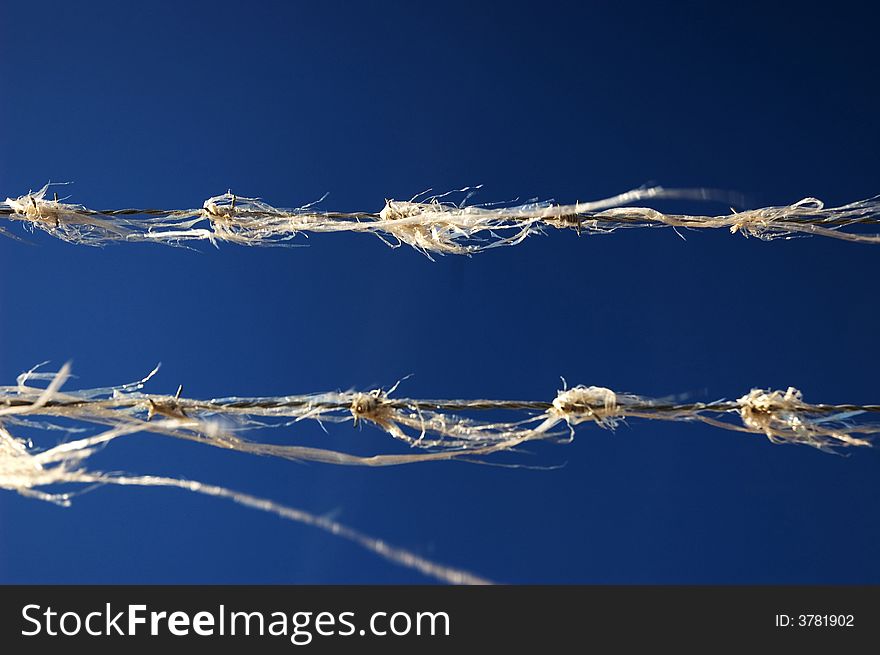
left=1, top=1, right=879, bottom=583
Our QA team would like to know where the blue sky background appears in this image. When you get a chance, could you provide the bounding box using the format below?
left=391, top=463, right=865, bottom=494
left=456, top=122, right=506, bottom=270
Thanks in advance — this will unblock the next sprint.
left=1, top=0, right=879, bottom=583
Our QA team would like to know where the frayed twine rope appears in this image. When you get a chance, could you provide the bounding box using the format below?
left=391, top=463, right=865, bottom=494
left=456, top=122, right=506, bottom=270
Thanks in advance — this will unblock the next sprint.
left=6, top=184, right=880, bottom=254
left=2, top=365, right=877, bottom=467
